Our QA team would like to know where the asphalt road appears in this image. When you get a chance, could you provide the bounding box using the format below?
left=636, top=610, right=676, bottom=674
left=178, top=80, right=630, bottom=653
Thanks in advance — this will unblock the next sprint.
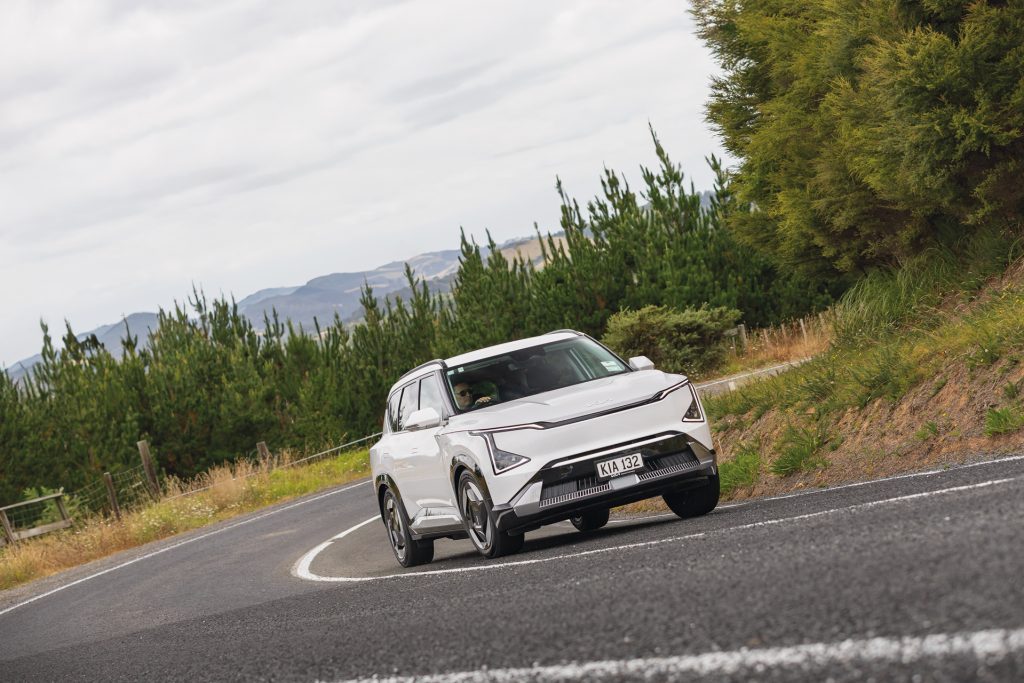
left=1, top=455, right=1023, bottom=682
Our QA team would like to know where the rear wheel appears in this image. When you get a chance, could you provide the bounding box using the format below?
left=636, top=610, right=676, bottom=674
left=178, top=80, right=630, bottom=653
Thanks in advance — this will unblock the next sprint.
left=382, top=487, right=434, bottom=568
left=663, top=473, right=720, bottom=519
left=570, top=508, right=610, bottom=532
left=458, top=470, right=524, bottom=559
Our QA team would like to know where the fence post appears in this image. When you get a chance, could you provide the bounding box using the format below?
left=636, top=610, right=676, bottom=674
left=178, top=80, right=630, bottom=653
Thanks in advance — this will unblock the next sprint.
left=256, top=441, right=272, bottom=464
left=737, top=323, right=748, bottom=351
left=799, top=318, right=809, bottom=347
left=55, top=490, right=71, bottom=524
left=0, top=509, right=16, bottom=546
left=104, top=472, right=121, bottom=521
left=137, top=440, right=159, bottom=498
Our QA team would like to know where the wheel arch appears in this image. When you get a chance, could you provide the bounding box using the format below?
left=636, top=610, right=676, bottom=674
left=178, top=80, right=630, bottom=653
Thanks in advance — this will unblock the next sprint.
left=449, top=452, right=492, bottom=503
left=374, top=473, right=401, bottom=519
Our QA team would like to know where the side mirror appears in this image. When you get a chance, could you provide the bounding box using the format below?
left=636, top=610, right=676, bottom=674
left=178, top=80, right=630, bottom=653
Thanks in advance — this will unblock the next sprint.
left=405, top=407, right=442, bottom=431
left=628, top=355, right=655, bottom=371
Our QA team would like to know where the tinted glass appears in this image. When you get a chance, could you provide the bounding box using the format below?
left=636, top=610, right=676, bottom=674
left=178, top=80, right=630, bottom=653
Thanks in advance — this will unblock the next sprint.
left=445, top=336, right=628, bottom=412
left=386, top=388, right=403, bottom=433
left=396, top=382, right=418, bottom=431
left=419, top=375, right=446, bottom=416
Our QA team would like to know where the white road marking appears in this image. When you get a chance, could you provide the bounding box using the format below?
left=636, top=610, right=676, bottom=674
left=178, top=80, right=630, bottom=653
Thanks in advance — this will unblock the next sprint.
left=609, top=453, right=1024, bottom=522
left=0, top=480, right=369, bottom=618
left=755, top=452, right=1024, bottom=503
left=293, top=476, right=1018, bottom=583
left=333, top=627, right=1024, bottom=682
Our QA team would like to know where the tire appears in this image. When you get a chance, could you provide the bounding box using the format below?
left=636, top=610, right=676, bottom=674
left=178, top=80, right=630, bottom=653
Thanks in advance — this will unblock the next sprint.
left=663, top=473, right=720, bottom=519
left=381, top=487, right=434, bottom=568
left=569, top=508, right=610, bottom=532
left=457, top=470, right=524, bottom=559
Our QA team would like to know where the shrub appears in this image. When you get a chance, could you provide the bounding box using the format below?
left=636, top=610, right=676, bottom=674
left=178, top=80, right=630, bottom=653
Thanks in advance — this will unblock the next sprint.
left=601, top=305, right=740, bottom=377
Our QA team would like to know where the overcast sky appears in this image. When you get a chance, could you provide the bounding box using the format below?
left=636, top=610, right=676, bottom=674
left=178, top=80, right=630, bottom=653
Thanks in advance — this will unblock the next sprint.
left=0, top=0, right=729, bottom=368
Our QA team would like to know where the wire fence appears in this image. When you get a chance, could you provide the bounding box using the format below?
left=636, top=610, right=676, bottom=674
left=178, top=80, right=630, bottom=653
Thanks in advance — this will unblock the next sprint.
left=2, top=497, right=60, bottom=532
left=160, top=431, right=382, bottom=502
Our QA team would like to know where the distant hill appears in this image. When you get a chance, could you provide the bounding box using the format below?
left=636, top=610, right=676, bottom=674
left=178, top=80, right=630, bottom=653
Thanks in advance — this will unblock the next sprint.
left=5, top=235, right=565, bottom=381
left=6, top=312, right=161, bottom=383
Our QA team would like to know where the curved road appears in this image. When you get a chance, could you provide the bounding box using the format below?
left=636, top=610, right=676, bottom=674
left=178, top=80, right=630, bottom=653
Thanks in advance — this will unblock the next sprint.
left=1, top=456, right=1023, bottom=681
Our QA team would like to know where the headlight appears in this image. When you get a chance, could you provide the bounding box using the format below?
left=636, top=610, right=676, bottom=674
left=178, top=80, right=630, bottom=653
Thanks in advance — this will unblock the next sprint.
left=479, top=433, right=531, bottom=474
left=492, top=446, right=530, bottom=472
left=682, top=384, right=704, bottom=422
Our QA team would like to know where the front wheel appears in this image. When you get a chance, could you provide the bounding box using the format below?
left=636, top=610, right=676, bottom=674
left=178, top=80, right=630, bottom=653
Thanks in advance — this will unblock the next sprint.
left=458, top=470, right=524, bottom=559
left=570, top=508, right=610, bottom=532
left=663, top=473, right=720, bottom=519
left=382, top=487, right=434, bottom=568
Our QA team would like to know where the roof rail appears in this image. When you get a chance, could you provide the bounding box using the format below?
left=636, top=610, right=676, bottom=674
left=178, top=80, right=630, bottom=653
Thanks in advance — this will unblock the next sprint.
left=395, top=359, right=445, bottom=383
left=545, top=329, right=581, bottom=336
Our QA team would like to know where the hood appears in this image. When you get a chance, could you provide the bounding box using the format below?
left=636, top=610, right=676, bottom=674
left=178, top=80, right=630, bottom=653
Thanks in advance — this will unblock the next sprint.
left=443, top=370, right=685, bottom=433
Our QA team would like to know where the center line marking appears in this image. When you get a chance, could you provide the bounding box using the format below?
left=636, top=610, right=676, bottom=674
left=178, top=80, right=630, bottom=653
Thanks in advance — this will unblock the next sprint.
left=292, top=475, right=1019, bottom=583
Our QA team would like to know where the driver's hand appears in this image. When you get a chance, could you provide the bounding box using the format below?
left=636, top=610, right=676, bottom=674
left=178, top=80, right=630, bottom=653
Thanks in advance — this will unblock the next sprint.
left=474, top=396, right=492, bottom=405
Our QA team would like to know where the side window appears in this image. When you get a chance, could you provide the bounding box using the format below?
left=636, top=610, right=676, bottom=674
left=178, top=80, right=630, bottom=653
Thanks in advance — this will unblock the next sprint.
left=419, top=375, right=445, bottom=416
left=387, top=389, right=403, bottom=433
left=397, top=382, right=418, bottom=431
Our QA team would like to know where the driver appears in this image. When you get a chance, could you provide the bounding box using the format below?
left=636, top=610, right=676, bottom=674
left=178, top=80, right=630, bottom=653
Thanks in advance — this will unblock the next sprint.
left=453, top=380, right=498, bottom=410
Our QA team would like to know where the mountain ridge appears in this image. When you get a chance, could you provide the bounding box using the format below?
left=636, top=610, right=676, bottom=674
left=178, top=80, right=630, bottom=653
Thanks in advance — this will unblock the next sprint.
left=5, top=235, right=551, bottom=382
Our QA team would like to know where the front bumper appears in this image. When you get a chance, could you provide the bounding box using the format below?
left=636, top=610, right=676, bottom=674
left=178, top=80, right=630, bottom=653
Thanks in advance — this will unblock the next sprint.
left=492, top=432, right=716, bottom=533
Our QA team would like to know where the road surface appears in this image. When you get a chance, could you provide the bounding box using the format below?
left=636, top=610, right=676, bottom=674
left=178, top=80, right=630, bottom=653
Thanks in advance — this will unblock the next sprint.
left=1, top=454, right=1022, bottom=681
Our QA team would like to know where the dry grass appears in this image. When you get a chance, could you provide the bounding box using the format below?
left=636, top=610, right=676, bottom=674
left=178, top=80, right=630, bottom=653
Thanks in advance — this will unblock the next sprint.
left=718, top=313, right=833, bottom=376
left=0, top=448, right=369, bottom=592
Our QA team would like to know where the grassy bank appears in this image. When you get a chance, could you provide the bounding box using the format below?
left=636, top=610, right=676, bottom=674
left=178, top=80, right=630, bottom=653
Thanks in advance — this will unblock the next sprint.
left=0, top=449, right=369, bottom=592
left=708, top=232, right=1024, bottom=499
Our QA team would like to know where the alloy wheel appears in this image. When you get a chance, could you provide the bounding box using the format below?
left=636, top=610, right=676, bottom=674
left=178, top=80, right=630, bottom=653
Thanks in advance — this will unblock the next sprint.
left=460, top=478, right=492, bottom=551
left=383, top=492, right=407, bottom=562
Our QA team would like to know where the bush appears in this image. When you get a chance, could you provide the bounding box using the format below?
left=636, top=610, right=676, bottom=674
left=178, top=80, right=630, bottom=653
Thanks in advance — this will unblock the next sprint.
left=601, top=305, right=740, bottom=377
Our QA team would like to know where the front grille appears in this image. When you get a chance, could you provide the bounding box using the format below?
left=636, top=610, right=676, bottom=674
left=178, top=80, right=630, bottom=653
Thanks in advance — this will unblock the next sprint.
left=537, top=440, right=701, bottom=508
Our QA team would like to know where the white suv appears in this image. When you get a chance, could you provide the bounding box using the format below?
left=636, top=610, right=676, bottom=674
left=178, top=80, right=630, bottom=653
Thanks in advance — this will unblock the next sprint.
left=370, top=330, right=719, bottom=567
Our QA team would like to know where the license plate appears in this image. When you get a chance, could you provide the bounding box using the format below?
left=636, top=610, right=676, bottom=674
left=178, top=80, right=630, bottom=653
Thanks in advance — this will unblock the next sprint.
left=596, top=452, right=644, bottom=479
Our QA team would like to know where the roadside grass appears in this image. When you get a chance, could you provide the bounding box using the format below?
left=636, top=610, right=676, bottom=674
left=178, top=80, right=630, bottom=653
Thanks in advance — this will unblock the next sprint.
left=702, top=227, right=1024, bottom=503
left=769, top=424, right=831, bottom=476
left=716, top=313, right=831, bottom=376
left=707, top=231, right=1024, bottom=425
left=0, top=448, right=369, bottom=592
left=719, top=442, right=761, bottom=496
left=915, top=421, right=940, bottom=441
left=985, top=405, right=1024, bottom=436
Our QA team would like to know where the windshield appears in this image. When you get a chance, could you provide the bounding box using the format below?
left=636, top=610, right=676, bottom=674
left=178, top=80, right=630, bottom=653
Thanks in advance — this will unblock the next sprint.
left=445, top=336, right=629, bottom=412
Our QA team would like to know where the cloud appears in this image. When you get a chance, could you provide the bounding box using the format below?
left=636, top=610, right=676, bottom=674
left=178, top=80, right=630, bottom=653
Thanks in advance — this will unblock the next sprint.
left=0, top=0, right=730, bottom=367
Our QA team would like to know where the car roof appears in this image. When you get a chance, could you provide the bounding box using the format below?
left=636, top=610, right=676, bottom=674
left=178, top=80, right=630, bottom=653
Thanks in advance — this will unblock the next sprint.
left=444, top=330, right=580, bottom=369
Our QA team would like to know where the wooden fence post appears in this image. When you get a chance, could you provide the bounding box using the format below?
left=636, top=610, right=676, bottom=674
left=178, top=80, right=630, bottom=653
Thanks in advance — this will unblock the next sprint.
left=104, top=472, right=121, bottom=522
left=0, top=510, right=16, bottom=546
left=256, top=441, right=272, bottom=463
left=799, top=318, right=809, bottom=347
left=55, top=490, right=71, bottom=524
left=137, top=440, right=159, bottom=497
left=737, top=323, right=748, bottom=351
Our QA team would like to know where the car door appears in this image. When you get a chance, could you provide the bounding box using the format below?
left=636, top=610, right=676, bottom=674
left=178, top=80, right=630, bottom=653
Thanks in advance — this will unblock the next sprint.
left=405, top=374, right=453, bottom=510
left=388, top=375, right=451, bottom=516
